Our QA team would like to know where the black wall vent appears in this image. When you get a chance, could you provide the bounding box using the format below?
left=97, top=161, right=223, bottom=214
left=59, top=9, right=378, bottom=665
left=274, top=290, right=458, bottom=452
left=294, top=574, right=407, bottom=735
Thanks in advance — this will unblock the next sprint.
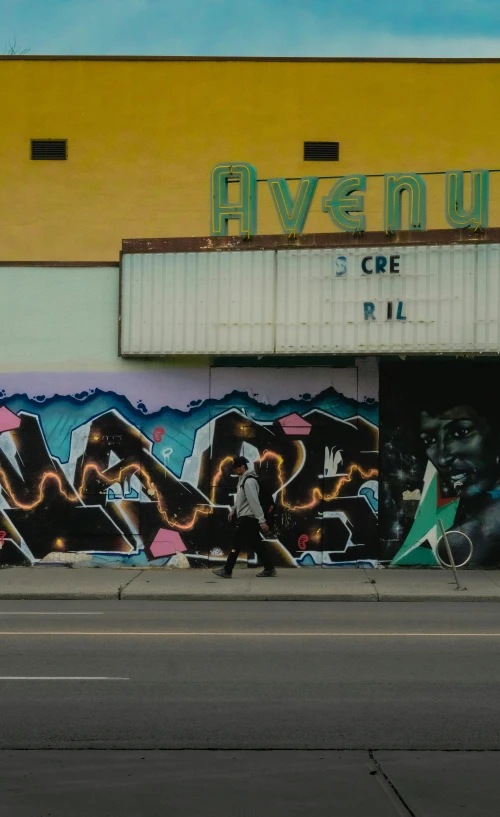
left=31, top=139, right=67, bottom=160
left=303, top=141, right=339, bottom=161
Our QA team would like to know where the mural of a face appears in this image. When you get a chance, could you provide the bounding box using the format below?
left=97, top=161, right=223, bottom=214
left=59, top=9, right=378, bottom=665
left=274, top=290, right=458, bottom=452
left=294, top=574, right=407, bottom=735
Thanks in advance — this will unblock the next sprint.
left=420, top=405, right=499, bottom=498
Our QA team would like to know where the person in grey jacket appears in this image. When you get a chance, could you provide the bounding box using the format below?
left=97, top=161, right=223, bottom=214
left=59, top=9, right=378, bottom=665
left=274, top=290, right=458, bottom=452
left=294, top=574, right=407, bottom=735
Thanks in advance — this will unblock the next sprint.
left=213, top=456, right=277, bottom=578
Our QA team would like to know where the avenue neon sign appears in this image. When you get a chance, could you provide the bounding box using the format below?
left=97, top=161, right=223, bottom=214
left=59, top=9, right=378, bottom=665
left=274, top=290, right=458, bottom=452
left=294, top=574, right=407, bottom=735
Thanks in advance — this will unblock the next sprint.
left=210, top=162, right=489, bottom=237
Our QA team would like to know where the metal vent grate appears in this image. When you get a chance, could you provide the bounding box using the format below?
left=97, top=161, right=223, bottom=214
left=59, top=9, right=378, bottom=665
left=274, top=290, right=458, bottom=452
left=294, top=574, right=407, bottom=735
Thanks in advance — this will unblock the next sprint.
left=31, top=139, right=67, bottom=160
left=303, top=141, right=339, bottom=161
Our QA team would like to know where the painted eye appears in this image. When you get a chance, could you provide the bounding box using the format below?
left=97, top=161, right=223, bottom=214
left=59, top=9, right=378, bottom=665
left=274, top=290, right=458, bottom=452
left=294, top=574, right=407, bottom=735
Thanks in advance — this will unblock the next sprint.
left=453, top=428, right=471, bottom=439
left=421, top=435, right=435, bottom=446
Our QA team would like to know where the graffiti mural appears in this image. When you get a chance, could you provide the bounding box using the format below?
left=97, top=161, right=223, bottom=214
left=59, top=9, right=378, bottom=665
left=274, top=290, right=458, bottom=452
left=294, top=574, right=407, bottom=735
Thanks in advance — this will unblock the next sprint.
left=0, top=365, right=378, bottom=568
left=380, top=360, right=500, bottom=567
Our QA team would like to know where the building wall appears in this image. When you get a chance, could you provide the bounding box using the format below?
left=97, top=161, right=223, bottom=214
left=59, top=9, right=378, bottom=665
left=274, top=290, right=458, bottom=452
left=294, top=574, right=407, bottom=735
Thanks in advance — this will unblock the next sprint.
left=0, top=266, right=379, bottom=567
left=0, top=265, right=119, bottom=371
left=4, top=264, right=500, bottom=569
left=2, top=57, right=500, bottom=260
left=0, top=264, right=206, bottom=372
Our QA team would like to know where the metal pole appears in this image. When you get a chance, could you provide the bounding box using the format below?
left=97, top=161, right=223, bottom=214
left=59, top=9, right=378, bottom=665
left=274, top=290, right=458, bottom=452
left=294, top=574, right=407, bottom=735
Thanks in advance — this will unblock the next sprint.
left=438, top=519, right=464, bottom=591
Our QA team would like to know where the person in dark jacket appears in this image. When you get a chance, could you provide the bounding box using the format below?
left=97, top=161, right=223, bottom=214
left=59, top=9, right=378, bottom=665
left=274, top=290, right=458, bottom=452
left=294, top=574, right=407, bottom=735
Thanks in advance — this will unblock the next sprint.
left=213, top=456, right=277, bottom=578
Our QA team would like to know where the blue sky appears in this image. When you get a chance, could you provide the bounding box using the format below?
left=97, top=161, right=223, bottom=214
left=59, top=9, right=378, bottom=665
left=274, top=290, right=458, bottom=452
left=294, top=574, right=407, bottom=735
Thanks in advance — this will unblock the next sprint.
left=1, top=0, right=500, bottom=57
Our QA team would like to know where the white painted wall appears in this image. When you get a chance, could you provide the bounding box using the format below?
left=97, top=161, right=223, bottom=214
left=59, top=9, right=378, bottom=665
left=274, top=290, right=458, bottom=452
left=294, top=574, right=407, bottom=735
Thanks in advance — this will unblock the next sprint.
left=0, top=266, right=208, bottom=373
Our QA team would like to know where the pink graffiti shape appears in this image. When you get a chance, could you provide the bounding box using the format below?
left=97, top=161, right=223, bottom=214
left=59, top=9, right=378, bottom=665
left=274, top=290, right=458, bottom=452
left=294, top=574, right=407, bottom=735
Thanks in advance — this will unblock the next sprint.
left=153, top=427, right=165, bottom=443
left=0, top=531, right=6, bottom=549
left=297, top=534, right=309, bottom=550
left=0, top=407, right=21, bottom=434
left=278, top=413, right=312, bottom=437
left=150, top=528, right=187, bottom=558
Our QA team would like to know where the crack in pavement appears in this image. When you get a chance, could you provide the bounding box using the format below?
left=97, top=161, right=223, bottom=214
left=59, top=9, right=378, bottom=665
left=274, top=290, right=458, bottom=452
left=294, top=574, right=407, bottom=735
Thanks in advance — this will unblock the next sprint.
left=118, top=570, right=144, bottom=600
left=369, top=751, right=416, bottom=816
left=362, top=567, right=380, bottom=600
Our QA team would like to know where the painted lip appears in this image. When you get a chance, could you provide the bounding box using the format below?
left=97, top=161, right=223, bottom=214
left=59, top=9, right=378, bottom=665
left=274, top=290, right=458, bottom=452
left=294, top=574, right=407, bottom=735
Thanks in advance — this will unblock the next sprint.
left=448, top=469, right=476, bottom=492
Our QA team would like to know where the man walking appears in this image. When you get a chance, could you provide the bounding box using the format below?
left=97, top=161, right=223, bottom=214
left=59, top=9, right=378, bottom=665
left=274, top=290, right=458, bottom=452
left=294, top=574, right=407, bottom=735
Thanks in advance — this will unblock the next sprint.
left=213, top=456, right=277, bottom=578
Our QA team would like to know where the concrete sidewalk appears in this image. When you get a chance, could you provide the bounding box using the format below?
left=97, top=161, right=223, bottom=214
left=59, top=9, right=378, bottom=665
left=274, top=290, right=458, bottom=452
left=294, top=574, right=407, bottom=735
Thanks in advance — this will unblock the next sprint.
left=1, top=565, right=500, bottom=600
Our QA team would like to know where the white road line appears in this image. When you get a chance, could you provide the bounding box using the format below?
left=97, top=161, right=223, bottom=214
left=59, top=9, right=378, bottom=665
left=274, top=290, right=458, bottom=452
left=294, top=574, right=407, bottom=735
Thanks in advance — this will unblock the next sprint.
left=0, top=676, right=129, bottom=681
left=0, top=631, right=499, bottom=637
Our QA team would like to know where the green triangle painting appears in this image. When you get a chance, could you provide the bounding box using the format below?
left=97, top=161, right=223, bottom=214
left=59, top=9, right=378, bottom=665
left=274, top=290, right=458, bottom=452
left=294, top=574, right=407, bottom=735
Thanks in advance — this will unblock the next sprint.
left=391, top=462, right=459, bottom=566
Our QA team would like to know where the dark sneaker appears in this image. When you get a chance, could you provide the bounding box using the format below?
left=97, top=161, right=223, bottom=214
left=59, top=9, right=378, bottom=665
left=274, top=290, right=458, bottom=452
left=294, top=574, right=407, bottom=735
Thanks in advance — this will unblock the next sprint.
left=212, top=567, right=232, bottom=578
left=256, top=568, right=278, bottom=577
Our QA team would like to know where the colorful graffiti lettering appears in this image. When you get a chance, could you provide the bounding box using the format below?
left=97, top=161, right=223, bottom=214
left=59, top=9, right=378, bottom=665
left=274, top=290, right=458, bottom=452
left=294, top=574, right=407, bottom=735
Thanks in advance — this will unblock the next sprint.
left=0, top=367, right=379, bottom=568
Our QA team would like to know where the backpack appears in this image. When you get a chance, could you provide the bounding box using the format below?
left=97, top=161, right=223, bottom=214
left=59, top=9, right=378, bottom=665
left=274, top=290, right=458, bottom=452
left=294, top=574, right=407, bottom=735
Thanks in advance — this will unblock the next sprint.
left=244, top=474, right=276, bottom=528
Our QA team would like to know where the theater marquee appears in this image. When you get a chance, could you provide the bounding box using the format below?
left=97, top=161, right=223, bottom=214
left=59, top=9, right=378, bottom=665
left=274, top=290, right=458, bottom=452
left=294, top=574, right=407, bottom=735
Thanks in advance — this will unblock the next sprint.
left=120, top=243, right=500, bottom=356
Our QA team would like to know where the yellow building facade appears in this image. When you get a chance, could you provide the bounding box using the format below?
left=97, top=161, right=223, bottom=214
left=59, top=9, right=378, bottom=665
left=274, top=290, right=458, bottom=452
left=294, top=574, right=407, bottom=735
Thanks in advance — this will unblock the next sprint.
left=3, top=57, right=500, bottom=571
left=1, top=56, right=500, bottom=261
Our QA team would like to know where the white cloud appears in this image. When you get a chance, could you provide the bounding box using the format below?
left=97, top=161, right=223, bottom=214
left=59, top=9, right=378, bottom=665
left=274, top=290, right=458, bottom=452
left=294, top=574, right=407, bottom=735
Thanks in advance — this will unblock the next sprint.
left=291, top=32, right=500, bottom=59
left=3, top=0, right=500, bottom=57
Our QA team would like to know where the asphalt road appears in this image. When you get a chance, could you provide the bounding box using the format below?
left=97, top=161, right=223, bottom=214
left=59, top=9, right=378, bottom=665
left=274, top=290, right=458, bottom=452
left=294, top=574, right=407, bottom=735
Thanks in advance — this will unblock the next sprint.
left=0, top=600, right=499, bottom=750
left=1, top=600, right=500, bottom=816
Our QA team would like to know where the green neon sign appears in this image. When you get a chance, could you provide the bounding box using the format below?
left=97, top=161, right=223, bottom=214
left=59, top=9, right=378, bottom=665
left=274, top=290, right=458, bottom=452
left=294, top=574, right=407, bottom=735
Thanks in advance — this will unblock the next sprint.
left=267, top=177, right=318, bottom=235
left=322, top=175, right=366, bottom=232
left=384, top=174, right=426, bottom=232
left=210, top=164, right=492, bottom=236
left=210, top=162, right=257, bottom=237
left=446, top=170, right=489, bottom=229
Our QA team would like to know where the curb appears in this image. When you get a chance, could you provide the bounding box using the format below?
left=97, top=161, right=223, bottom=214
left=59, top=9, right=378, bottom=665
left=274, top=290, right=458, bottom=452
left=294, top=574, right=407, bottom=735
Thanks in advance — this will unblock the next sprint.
left=119, top=593, right=379, bottom=601
left=0, top=592, right=121, bottom=600
left=2, top=591, right=500, bottom=601
left=376, top=593, right=500, bottom=602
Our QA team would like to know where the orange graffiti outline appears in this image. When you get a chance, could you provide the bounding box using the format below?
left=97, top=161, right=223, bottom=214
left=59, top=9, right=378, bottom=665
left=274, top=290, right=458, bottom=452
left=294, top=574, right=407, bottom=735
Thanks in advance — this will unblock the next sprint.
left=0, top=444, right=377, bottom=531
left=254, top=450, right=377, bottom=511
left=0, top=461, right=210, bottom=532
left=0, top=470, right=79, bottom=512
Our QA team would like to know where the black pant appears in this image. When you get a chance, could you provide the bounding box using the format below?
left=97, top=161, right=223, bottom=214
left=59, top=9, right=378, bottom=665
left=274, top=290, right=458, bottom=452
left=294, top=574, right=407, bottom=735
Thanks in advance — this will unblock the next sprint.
left=225, top=516, right=274, bottom=574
